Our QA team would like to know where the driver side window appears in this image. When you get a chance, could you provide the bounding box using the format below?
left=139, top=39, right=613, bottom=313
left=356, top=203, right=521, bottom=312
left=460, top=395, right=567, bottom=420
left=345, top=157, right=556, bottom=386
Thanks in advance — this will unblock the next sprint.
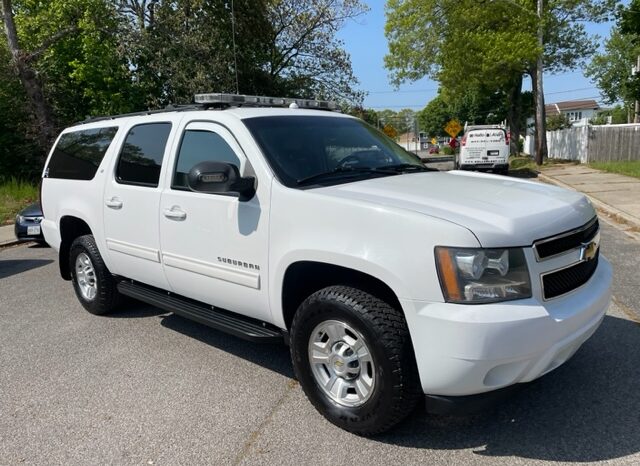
left=172, top=130, right=242, bottom=190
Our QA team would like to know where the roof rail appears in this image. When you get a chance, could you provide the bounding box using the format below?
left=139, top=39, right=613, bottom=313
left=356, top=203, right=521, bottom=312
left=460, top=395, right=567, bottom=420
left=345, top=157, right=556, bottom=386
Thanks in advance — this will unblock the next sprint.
left=79, top=104, right=206, bottom=124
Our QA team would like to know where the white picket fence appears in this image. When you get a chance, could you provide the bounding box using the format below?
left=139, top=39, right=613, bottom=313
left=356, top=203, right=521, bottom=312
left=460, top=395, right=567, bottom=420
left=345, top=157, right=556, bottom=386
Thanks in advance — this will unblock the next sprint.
left=524, top=124, right=640, bottom=163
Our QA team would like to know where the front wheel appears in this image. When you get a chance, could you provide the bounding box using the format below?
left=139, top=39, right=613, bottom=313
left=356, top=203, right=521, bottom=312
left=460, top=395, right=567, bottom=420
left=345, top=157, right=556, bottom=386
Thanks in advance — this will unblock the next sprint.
left=290, top=286, right=421, bottom=435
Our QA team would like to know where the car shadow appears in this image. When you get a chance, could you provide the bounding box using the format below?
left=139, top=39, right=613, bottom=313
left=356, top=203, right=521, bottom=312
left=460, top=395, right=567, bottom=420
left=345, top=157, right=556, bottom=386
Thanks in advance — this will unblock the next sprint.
left=374, top=315, right=640, bottom=462
left=0, top=259, right=53, bottom=279
left=159, top=313, right=293, bottom=379
left=27, top=242, right=50, bottom=248
left=508, top=168, right=539, bottom=179
left=108, top=299, right=169, bottom=318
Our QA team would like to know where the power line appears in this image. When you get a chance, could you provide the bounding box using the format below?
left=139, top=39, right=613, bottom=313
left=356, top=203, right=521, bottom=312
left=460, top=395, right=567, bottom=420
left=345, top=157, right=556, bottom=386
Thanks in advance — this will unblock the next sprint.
left=367, top=88, right=439, bottom=94
left=366, top=71, right=589, bottom=95
left=545, top=87, right=598, bottom=95
left=367, top=90, right=602, bottom=110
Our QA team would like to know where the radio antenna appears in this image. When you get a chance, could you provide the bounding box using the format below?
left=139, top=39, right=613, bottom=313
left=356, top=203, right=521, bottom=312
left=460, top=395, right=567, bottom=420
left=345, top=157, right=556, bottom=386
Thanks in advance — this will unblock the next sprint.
left=231, top=0, right=240, bottom=94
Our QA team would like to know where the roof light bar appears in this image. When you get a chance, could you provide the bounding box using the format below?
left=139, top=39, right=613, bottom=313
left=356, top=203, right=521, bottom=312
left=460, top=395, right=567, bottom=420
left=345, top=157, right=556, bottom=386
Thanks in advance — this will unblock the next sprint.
left=194, top=93, right=337, bottom=110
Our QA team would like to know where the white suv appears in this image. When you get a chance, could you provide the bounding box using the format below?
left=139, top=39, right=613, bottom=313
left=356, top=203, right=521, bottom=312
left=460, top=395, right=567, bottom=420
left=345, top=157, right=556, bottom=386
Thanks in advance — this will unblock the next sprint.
left=41, top=93, right=611, bottom=435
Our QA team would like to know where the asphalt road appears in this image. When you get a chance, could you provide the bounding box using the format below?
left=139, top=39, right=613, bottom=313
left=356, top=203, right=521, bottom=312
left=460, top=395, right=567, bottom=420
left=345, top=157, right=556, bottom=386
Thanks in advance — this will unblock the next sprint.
left=1, top=221, right=639, bottom=465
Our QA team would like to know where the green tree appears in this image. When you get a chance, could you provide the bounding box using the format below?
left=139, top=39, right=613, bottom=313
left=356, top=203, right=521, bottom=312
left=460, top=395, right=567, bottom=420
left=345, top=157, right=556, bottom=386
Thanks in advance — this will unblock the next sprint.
left=384, top=0, right=614, bottom=156
left=118, top=0, right=275, bottom=107
left=346, top=106, right=379, bottom=126
left=1, top=0, right=135, bottom=152
left=591, top=105, right=629, bottom=124
left=0, top=39, right=39, bottom=179
left=586, top=29, right=640, bottom=122
left=417, top=95, right=452, bottom=137
left=546, top=113, right=571, bottom=131
left=265, top=0, right=367, bottom=105
left=620, top=0, right=640, bottom=38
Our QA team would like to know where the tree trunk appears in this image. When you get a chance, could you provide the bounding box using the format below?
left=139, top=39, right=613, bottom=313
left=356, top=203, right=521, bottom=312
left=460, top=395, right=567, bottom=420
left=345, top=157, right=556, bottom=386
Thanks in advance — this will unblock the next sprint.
left=1, top=0, right=56, bottom=150
left=506, top=74, right=523, bottom=156
left=533, top=0, right=548, bottom=165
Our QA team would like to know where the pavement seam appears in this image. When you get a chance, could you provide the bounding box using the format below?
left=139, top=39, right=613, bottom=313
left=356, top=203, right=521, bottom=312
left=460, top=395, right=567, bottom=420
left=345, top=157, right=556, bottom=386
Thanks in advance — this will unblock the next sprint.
left=612, top=297, right=640, bottom=325
left=232, top=379, right=299, bottom=465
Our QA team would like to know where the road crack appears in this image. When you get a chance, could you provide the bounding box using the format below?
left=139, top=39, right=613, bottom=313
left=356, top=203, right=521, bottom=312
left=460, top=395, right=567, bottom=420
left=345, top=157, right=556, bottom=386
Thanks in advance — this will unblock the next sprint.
left=232, top=379, right=298, bottom=465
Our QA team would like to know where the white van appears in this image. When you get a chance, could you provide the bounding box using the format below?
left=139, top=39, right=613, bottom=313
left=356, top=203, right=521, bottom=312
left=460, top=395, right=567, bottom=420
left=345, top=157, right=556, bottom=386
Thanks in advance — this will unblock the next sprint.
left=457, top=124, right=510, bottom=174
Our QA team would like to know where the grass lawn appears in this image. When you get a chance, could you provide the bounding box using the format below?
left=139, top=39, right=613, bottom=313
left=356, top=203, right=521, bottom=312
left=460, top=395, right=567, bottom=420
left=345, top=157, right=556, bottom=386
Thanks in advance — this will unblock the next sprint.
left=589, top=161, right=640, bottom=180
left=0, top=179, right=39, bottom=225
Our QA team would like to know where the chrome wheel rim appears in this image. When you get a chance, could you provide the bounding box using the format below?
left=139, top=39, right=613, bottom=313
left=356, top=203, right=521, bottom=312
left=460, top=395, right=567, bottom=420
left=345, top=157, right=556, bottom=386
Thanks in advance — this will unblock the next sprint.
left=308, top=320, right=376, bottom=407
left=75, top=253, right=97, bottom=301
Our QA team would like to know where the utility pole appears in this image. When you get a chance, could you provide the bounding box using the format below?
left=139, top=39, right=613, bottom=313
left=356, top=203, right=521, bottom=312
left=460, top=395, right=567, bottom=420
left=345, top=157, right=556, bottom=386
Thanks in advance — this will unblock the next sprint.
left=636, top=55, right=640, bottom=124
left=534, top=0, right=548, bottom=165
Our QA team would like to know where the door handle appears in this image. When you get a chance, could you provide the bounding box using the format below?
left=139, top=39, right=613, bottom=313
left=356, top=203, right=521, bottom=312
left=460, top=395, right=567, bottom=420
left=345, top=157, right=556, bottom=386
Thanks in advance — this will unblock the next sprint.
left=163, top=206, right=187, bottom=220
left=105, top=197, right=123, bottom=209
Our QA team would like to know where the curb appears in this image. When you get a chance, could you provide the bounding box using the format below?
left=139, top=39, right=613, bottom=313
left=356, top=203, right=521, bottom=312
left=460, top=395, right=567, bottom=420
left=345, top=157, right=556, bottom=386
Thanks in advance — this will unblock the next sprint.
left=538, top=172, right=640, bottom=232
left=0, top=238, right=21, bottom=249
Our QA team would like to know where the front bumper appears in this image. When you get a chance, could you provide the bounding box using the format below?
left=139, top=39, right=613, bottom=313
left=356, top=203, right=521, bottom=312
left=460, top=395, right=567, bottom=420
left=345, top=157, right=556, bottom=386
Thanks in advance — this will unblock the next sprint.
left=401, top=256, right=612, bottom=397
left=459, top=162, right=509, bottom=171
left=14, top=221, right=45, bottom=242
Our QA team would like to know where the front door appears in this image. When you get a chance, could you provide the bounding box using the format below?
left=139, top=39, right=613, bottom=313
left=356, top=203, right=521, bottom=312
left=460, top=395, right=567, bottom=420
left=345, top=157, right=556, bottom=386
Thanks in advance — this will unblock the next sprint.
left=159, top=121, right=270, bottom=322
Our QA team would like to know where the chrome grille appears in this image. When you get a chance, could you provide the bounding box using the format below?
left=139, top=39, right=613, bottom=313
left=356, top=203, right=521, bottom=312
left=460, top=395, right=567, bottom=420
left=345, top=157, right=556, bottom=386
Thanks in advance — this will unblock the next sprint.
left=533, top=218, right=599, bottom=261
left=541, top=251, right=600, bottom=300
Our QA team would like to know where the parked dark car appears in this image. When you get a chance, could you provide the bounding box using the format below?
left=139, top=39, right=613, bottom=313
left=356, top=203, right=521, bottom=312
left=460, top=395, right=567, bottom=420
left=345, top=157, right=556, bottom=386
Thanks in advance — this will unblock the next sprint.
left=14, top=202, right=46, bottom=244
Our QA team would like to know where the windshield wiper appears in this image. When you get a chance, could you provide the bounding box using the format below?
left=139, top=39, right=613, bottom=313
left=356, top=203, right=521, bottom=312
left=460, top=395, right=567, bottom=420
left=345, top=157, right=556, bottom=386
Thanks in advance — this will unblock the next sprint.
left=296, top=166, right=393, bottom=186
left=379, top=163, right=436, bottom=173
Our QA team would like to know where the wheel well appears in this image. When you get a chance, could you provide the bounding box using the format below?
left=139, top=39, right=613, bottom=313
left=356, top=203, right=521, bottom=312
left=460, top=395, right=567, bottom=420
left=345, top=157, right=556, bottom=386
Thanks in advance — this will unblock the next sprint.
left=59, top=216, right=92, bottom=280
left=281, top=261, right=402, bottom=330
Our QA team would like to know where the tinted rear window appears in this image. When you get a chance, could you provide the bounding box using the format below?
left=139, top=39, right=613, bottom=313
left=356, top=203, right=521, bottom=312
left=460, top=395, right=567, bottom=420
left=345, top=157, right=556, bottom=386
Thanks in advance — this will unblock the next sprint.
left=116, top=123, right=172, bottom=187
left=46, top=127, right=118, bottom=180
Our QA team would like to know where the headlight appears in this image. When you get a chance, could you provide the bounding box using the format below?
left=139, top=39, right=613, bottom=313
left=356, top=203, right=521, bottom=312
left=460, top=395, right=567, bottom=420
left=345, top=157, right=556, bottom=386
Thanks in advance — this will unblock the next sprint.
left=16, top=215, right=24, bottom=223
left=435, top=247, right=532, bottom=303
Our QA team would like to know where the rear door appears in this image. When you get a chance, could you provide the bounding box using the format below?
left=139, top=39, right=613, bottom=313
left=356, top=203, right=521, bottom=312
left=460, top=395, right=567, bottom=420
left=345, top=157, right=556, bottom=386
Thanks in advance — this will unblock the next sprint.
left=102, top=118, right=178, bottom=289
left=462, top=129, right=506, bottom=163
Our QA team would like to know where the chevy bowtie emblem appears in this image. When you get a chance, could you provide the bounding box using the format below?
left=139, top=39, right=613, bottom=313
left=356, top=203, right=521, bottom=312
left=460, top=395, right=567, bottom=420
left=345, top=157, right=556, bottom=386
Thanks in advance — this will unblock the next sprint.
left=579, top=232, right=600, bottom=262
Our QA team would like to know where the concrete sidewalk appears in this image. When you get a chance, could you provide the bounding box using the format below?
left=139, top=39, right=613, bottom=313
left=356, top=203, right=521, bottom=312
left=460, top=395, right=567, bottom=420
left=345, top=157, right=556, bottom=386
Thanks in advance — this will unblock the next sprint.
left=539, top=164, right=640, bottom=231
left=0, top=224, right=17, bottom=247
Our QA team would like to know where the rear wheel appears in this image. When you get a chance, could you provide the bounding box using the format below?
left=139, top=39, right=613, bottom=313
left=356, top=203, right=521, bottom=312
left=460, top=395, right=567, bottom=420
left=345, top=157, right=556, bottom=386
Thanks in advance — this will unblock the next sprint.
left=290, top=286, right=421, bottom=435
left=69, top=234, right=121, bottom=315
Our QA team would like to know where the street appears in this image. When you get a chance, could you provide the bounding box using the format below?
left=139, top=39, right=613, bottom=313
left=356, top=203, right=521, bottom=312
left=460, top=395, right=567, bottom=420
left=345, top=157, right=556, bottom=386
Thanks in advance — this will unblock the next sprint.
left=1, top=220, right=639, bottom=465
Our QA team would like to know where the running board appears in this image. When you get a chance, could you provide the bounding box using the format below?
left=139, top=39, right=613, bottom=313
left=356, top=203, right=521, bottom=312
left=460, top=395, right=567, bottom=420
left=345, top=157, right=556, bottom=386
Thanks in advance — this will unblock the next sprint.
left=117, top=281, right=283, bottom=343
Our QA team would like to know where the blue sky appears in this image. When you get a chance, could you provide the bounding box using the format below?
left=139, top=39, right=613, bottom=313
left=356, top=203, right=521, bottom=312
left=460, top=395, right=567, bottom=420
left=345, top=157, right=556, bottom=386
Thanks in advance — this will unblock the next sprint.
left=337, top=1, right=618, bottom=111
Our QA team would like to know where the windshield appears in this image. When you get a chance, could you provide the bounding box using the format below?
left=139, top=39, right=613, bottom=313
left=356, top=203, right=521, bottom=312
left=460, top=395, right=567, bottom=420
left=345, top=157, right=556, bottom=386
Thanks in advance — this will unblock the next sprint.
left=243, top=116, right=425, bottom=188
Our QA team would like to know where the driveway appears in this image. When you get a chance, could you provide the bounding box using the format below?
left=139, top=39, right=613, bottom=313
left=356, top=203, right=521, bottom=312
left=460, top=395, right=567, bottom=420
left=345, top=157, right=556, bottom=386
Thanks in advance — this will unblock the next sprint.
left=1, top=222, right=639, bottom=465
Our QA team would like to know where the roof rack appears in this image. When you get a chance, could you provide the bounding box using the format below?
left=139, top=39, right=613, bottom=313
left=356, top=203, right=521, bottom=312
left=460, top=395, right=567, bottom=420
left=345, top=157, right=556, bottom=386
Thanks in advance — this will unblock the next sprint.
left=194, top=93, right=337, bottom=110
left=78, top=92, right=337, bottom=125
left=80, top=104, right=205, bottom=124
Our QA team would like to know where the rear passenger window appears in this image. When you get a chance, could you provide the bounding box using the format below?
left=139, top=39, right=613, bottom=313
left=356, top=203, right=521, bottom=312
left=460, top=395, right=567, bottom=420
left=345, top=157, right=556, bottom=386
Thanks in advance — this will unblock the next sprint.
left=172, top=130, right=241, bottom=190
left=46, top=127, right=118, bottom=180
left=116, top=123, right=172, bottom=187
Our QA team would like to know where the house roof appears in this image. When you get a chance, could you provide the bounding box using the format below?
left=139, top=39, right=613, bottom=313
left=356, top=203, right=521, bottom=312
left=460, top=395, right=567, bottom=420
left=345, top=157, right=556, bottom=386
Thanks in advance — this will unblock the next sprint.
left=545, top=100, right=599, bottom=115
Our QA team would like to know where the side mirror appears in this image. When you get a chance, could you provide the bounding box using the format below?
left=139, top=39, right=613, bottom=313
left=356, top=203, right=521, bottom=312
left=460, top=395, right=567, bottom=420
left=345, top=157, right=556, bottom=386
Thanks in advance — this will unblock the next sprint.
left=187, top=161, right=256, bottom=201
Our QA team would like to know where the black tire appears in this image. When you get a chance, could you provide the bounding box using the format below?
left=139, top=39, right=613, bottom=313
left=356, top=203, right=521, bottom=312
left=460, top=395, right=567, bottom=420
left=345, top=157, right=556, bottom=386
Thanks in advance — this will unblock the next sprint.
left=69, top=234, right=121, bottom=315
left=290, top=286, right=421, bottom=435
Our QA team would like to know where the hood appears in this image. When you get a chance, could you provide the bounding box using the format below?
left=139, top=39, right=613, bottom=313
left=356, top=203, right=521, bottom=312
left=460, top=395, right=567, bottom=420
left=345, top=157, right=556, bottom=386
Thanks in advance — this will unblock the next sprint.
left=315, top=171, right=595, bottom=247
left=19, top=202, right=42, bottom=217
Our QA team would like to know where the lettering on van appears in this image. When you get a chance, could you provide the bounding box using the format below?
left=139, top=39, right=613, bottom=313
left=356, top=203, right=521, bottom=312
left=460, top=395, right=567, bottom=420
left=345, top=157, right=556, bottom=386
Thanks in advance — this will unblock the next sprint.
left=218, top=257, right=260, bottom=271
